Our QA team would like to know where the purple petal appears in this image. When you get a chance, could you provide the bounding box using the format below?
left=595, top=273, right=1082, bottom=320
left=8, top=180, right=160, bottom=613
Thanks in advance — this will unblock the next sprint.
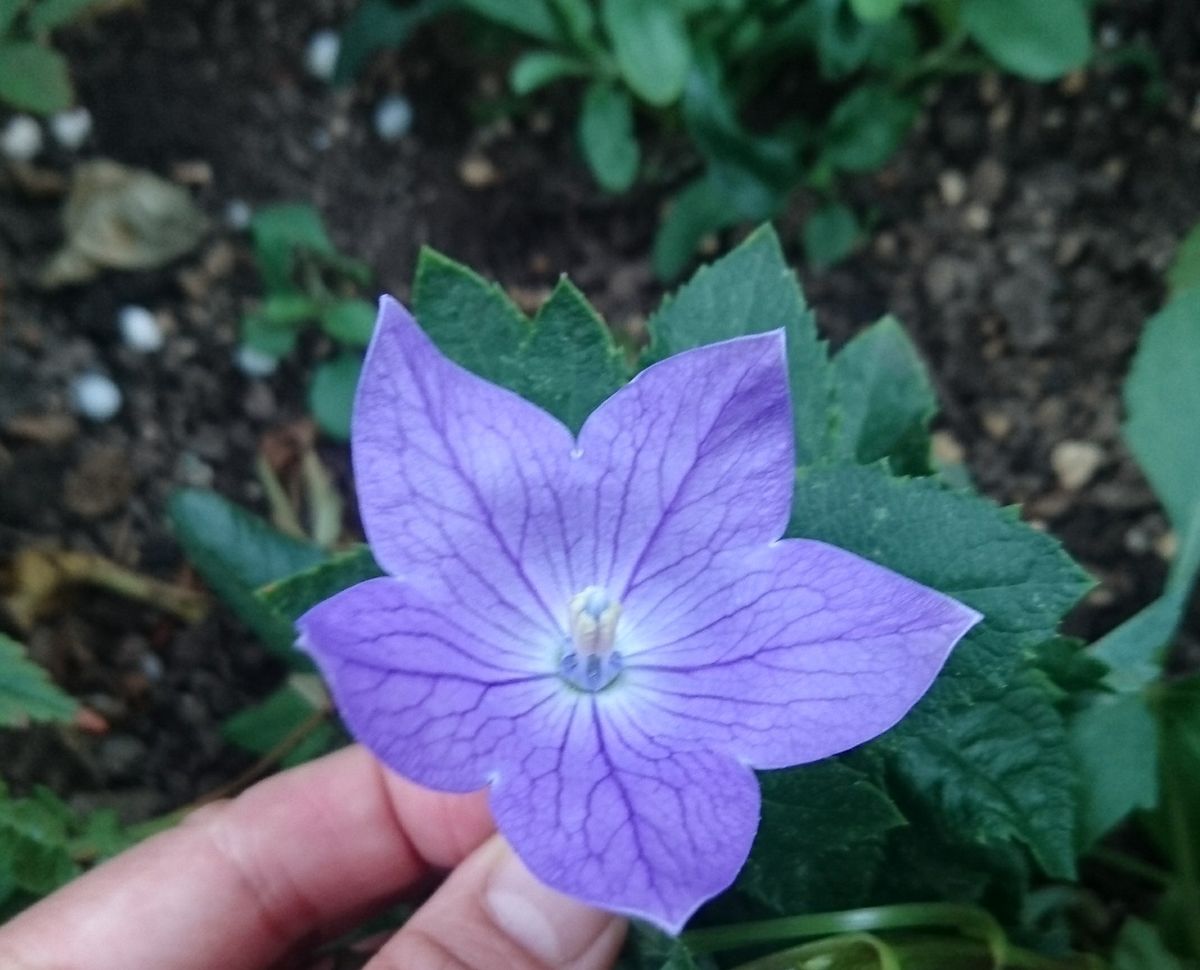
left=489, top=699, right=760, bottom=933
left=621, top=539, right=981, bottom=769
left=574, top=330, right=793, bottom=599
left=298, top=578, right=566, bottom=793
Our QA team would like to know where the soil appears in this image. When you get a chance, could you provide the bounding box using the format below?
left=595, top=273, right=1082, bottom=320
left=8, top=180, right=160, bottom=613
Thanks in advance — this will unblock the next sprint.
left=1, top=0, right=1199, bottom=920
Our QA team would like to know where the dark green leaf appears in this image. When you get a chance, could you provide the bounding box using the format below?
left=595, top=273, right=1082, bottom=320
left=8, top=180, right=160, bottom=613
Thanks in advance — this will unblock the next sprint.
left=803, top=202, right=861, bottom=270
left=320, top=298, right=377, bottom=347
left=258, top=546, right=384, bottom=622
left=1068, top=692, right=1158, bottom=846
left=815, top=0, right=878, bottom=79
left=601, top=0, right=691, bottom=106
left=1167, top=222, right=1200, bottom=296
left=646, top=225, right=835, bottom=465
left=168, top=489, right=326, bottom=664
left=578, top=81, right=639, bottom=192
left=28, top=0, right=103, bottom=32
left=250, top=203, right=335, bottom=296
left=823, top=84, right=918, bottom=172
left=510, top=50, right=590, bottom=95
left=0, top=0, right=23, bottom=35
left=0, top=789, right=77, bottom=896
left=309, top=353, right=364, bottom=440
left=0, top=633, right=77, bottom=728
left=461, top=0, right=561, bottom=42
left=334, top=0, right=455, bottom=84
left=850, top=0, right=903, bottom=22
left=652, top=176, right=737, bottom=282
left=222, top=677, right=337, bottom=768
left=616, top=923, right=711, bottom=970
left=0, top=41, right=71, bottom=113
left=830, top=315, right=936, bottom=475
left=1111, top=919, right=1187, bottom=970
left=739, top=761, right=904, bottom=914
left=963, top=0, right=1091, bottom=81
left=241, top=312, right=300, bottom=358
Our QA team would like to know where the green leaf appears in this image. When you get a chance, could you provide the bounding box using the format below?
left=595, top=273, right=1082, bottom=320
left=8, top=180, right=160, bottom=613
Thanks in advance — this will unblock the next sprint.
left=28, top=0, right=103, bottom=32
left=250, top=203, right=335, bottom=296
left=0, top=789, right=77, bottom=896
left=258, top=546, right=384, bottom=622
left=0, top=633, right=77, bottom=728
left=823, top=84, right=918, bottom=172
left=789, top=464, right=1092, bottom=877
left=1168, top=222, right=1200, bottom=296
left=739, top=761, right=905, bottom=914
left=601, top=0, right=691, bottom=106
left=320, top=298, right=377, bottom=347
left=333, top=0, right=456, bottom=84
left=1068, top=692, right=1159, bottom=846
left=0, top=0, right=23, bottom=35
left=652, top=175, right=738, bottom=282
left=803, top=201, right=861, bottom=270
left=309, top=353, right=364, bottom=440
left=646, top=225, right=835, bottom=466
left=461, top=0, right=561, bottom=42
left=831, top=315, right=936, bottom=475
left=510, top=50, right=590, bottom=95
left=241, top=312, right=300, bottom=358
left=168, top=489, right=326, bottom=664
left=962, top=0, right=1091, bottom=81
left=850, top=0, right=903, bottom=22
left=1111, top=919, right=1187, bottom=970
left=617, top=923, right=710, bottom=970
left=412, top=248, right=626, bottom=430
left=222, top=677, right=337, bottom=768
left=578, top=81, right=640, bottom=192
left=0, top=41, right=71, bottom=113
left=1092, top=587, right=1190, bottom=692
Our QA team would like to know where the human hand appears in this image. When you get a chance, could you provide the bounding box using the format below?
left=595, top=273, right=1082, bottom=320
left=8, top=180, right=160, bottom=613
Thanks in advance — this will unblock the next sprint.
left=0, top=745, right=626, bottom=969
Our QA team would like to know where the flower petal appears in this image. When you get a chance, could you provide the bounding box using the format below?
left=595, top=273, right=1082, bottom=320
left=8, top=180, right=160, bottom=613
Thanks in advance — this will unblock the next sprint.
left=299, top=577, right=569, bottom=793
left=489, top=698, right=760, bottom=933
left=621, top=539, right=982, bottom=769
left=353, top=298, right=579, bottom=639
left=573, top=330, right=793, bottom=598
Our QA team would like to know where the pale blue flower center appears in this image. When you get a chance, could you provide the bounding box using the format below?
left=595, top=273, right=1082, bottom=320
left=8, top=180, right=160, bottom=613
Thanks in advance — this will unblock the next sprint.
left=559, top=585, right=624, bottom=692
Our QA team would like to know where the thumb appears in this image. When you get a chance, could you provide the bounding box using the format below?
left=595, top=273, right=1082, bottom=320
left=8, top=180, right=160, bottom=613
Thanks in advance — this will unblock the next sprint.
left=368, top=835, right=627, bottom=970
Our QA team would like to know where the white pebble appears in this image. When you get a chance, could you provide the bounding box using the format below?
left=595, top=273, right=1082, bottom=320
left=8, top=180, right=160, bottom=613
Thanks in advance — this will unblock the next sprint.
left=373, top=95, right=413, bottom=141
left=118, top=305, right=164, bottom=352
left=235, top=345, right=279, bottom=377
left=305, top=29, right=341, bottom=81
left=50, top=107, right=93, bottom=150
left=224, top=198, right=253, bottom=230
left=1, top=115, right=43, bottom=162
left=71, top=373, right=122, bottom=422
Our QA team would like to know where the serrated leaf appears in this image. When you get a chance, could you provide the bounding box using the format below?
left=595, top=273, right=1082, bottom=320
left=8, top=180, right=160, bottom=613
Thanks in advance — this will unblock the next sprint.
left=739, top=761, right=905, bottom=914
left=0, top=41, right=72, bottom=113
left=831, top=315, right=936, bottom=475
left=258, top=546, right=383, bottom=622
left=309, top=352, right=363, bottom=440
left=168, top=489, right=326, bottom=664
left=250, top=203, right=335, bottom=296
left=601, top=0, right=691, bottom=106
left=412, top=248, right=626, bottom=430
left=646, top=225, right=834, bottom=465
left=962, top=0, right=1091, bottom=81
left=789, top=464, right=1091, bottom=877
left=1168, top=222, right=1200, bottom=296
left=319, top=299, right=376, bottom=347
left=578, top=81, right=640, bottom=192
left=0, top=633, right=76, bottom=728
left=510, top=50, right=590, bottom=95
left=803, top=201, right=861, bottom=270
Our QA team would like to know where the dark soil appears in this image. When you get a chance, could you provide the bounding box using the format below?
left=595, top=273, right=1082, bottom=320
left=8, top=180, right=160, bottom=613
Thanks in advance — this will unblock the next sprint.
left=1, top=0, right=1199, bottom=848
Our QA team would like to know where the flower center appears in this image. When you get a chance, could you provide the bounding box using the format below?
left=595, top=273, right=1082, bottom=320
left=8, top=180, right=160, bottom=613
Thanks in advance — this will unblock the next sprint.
left=558, top=585, right=624, bottom=692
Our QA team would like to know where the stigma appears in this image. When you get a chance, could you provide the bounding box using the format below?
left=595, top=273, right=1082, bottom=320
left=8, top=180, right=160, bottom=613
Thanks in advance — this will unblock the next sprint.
left=559, top=585, right=624, bottom=692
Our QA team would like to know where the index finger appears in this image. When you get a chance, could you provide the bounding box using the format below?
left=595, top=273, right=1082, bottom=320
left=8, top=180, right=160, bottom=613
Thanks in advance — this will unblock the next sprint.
left=0, top=745, right=494, bottom=970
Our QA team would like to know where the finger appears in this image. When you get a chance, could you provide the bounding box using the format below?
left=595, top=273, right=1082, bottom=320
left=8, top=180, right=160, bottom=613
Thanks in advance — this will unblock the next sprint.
left=0, top=745, right=494, bottom=970
left=369, top=835, right=626, bottom=970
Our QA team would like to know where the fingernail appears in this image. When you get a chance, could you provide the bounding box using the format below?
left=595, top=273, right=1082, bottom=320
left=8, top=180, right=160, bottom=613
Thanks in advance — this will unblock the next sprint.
left=484, top=842, right=615, bottom=965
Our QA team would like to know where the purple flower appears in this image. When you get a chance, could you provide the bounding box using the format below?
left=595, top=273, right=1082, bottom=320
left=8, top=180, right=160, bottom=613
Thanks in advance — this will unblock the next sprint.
left=299, top=298, right=981, bottom=932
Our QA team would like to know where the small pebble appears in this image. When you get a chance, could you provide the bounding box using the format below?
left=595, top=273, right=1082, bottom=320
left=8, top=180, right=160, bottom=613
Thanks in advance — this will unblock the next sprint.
left=50, top=107, right=93, bottom=150
left=938, top=170, right=967, bottom=206
left=305, top=29, right=341, bottom=81
left=1051, top=440, right=1104, bottom=491
left=1, top=115, right=43, bottom=162
left=373, top=94, right=414, bottom=141
left=118, top=305, right=164, bottom=352
left=70, top=373, right=122, bottom=422
left=235, top=345, right=280, bottom=377
left=225, top=198, right=253, bottom=230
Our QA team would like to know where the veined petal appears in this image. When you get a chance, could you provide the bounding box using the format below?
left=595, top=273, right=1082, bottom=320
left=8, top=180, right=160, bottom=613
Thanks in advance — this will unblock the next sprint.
left=621, top=539, right=981, bottom=769
left=574, top=331, right=793, bottom=599
left=299, top=578, right=570, bottom=793
left=353, top=298, right=579, bottom=639
left=490, top=697, right=760, bottom=934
